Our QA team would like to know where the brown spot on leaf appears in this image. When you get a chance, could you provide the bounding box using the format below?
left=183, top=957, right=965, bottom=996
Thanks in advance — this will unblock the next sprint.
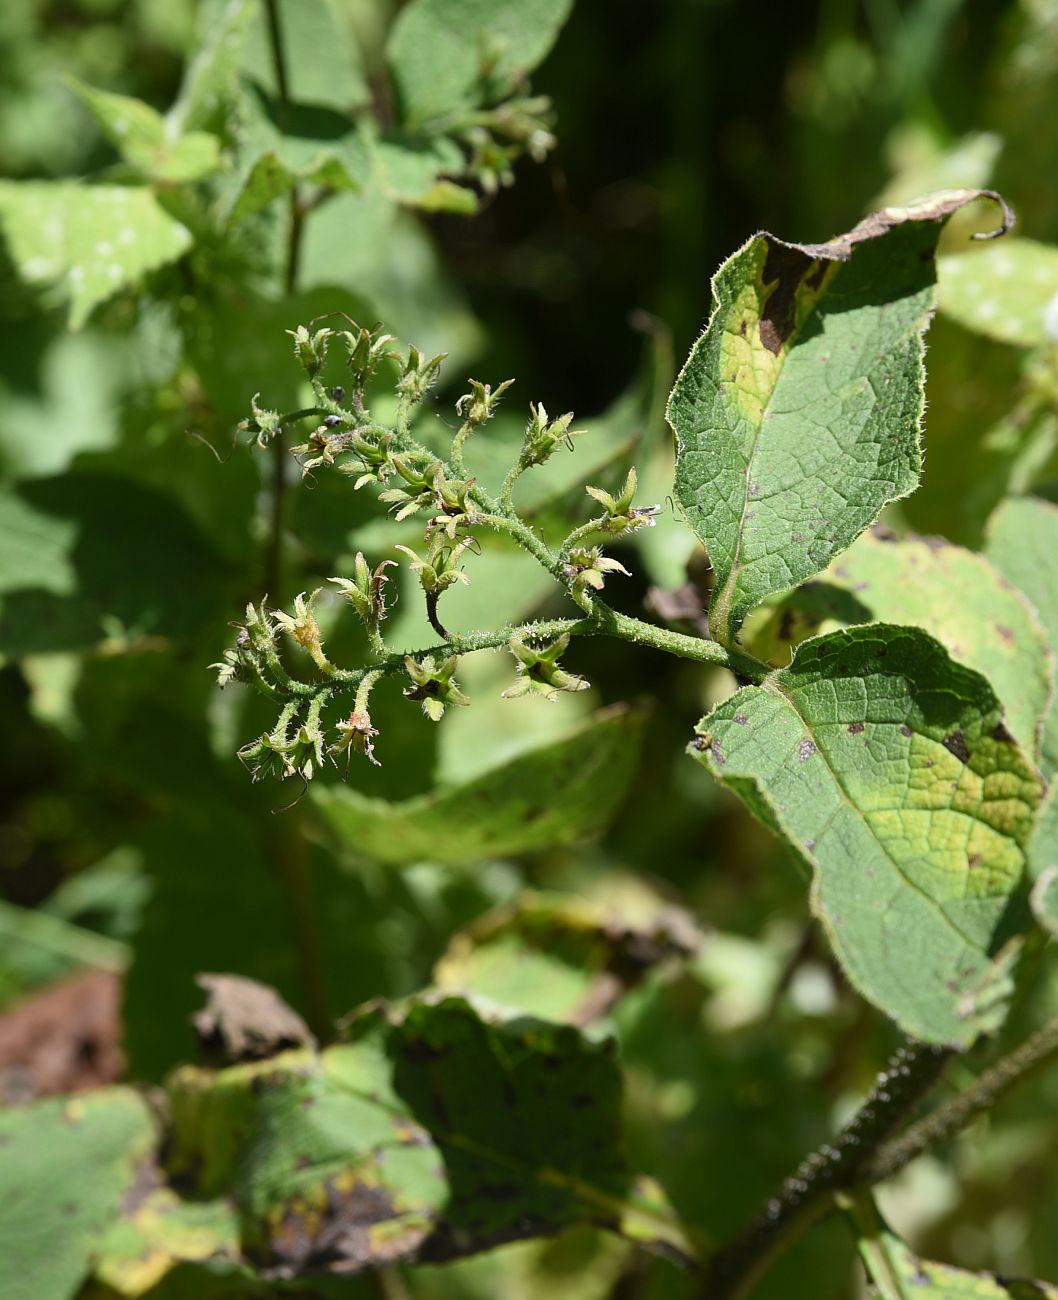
left=798, top=738, right=817, bottom=761
left=968, top=853, right=982, bottom=868
left=942, top=731, right=970, bottom=763
left=991, top=720, right=1016, bottom=744
left=995, top=623, right=1015, bottom=643
left=733, top=713, right=749, bottom=726
left=847, top=722, right=865, bottom=735
left=899, top=725, right=913, bottom=738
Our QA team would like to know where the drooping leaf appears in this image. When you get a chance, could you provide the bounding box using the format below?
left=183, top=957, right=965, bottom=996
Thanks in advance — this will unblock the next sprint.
left=434, top=890, right=702, bottom=1023
left=742, top=528, right=1055, bottom=762
left=158, top=995, right=694, bottom=1277
left=939, top=238, right=1058, bottom=347
left=311, top=704, right=647, bottom=868
left=668, top=190, right=1012, bottom=645
left=0, top=474, right=230, bottom=659
left=386, top=0, right=573, bottom=126
left=690, top=623, right=1042, bottom=1046
left=985, top=495, right=1058, bottom=777
left=65, top=79, right=221, bottom=183
left=0, top=1089, right=157, bottom=1300
left=0, top=182, right=192, bottom=329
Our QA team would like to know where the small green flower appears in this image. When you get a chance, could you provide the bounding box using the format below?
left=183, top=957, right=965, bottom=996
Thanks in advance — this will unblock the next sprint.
left=240, top=393, right=282, bottom=449
left=238, top=717, right=326, bottom=783
left=330, top=553, right=395, bottom=630
left=344, top=323, right=396, bottom=398
left=502, top=632, right=589, bottom=701
left=272, top=591, right=332, bottom=673
left=455, top=377, right=516, bottom=428
left=398, top=345, right=447, bottom=403
left=520, top=402, right=582, bottom=468
left=395, top=537, right=474, bottom=596
left=286, top=324, right=334, bottom=377
left=562, top=546, right=631, bottom=592
left=337, top=429, right=396, bottom=489
left=584, top=467, right=661, bottom=535
left=403, top=654, right=469, bottom=722
left=378, top=455, right=438, bottom=521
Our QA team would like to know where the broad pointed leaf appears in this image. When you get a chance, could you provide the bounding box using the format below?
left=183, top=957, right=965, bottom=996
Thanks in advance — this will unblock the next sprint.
left=66, top=79, right=221, bottom=183
left=387, top=0, right=573, bottom=126
left=0, top=182, right=192, bottom=328
left=985, top=495, right=1058, bottom=777
left=689, top=623, right=1042, bottom=1045
left=312, top=704, right=646, bottom=867
left=0, top=1089, right=157, bottom=1300
left=742, top=528, right=1054, bottom=762
left=668, top=190, right=1013, bottom=644
left=939, top=237, right=1058, bottom=347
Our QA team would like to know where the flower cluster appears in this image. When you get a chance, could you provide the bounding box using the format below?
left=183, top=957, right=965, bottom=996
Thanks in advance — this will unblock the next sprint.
left=220, top=315, right=660, bottom=786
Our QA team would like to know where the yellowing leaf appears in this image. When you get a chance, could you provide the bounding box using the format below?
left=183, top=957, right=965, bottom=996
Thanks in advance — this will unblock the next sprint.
left=668, top=190, right=1013, bottom=644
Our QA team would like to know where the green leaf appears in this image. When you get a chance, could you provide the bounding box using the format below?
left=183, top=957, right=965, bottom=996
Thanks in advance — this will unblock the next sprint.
left=851, top=1209, right=1058, bottom=1298
left=222, top=81, right=367, bottom=225
left=239, top=0, right=370, bottom=113
left=0, top=474, right=230, bottom=659
left=0, top=182, right=192, bottom=329
left=939, top=238, right=1058, bottom=347
left=167, top=0, right=258, bottom=133
left=387, top=0, right=573, bottom=126
left=668, top=190, right=1012, bottom=645
left=312, top=704, right=647, bottom=868
left=161, top=994, right=694, bottom=1276
left=689, top=623, right=1042, bottom=1046
left=985, top=495, right=1058, bottom=778
left=434, top=890, right=701, bottom=1023
left=742, top=529, right=1055, bottom=762
left=65, top=78, right=221, bottom=182
left=1028, top=785, right=1058, bottom=935
left=0, top=1089, right=157, bottom=1300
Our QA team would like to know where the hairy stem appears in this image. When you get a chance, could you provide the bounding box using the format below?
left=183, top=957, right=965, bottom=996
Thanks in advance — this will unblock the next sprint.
left=700, top=1041, right=951, bottom=1300
left=864, top=1013, right=1058, bottom=1184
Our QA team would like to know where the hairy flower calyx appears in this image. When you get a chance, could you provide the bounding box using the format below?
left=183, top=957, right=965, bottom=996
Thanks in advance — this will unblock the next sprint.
left=520, top=402, right=582, bottom=468
left=403, top=655, right=469, bottom=722
left=331, top=554, right=395, bottom=631
left=585, top=468, right=661, bottom=536
left=502, top=632, right=589, bottom=701
left=563, top=546, right=631, bottom=592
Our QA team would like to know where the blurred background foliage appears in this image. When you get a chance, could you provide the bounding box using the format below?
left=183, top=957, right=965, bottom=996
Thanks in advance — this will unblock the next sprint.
left=2, top=1, right=1058, bottom=1297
